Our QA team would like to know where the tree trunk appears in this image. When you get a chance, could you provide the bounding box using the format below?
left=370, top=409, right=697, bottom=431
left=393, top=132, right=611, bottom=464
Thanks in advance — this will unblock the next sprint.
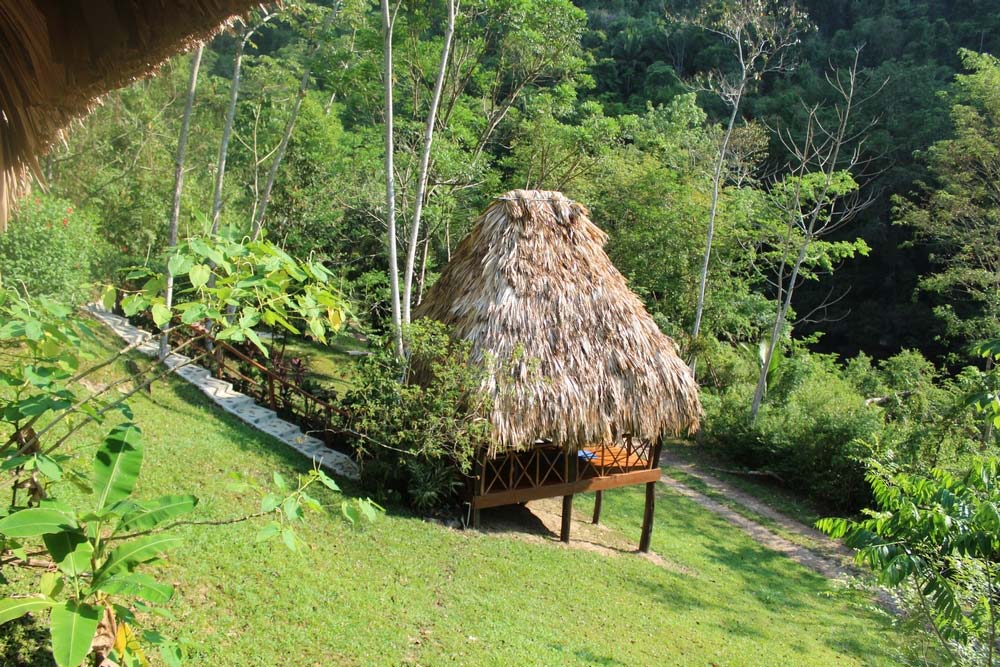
left=416, top=233, right=431, bottom=305
left=251, top=9, right=336, bottom=239
left=689, top=84, right=743, bottom=375
left=211, top=22, right=260, bottom=235
left=750, top=235, right=809, bottom=421
left=249, top=85, right=305, bottom=239
left=382, top=0, right=404, bottom=357
left=160, top=44, right=204, bottom=360
left=401, top=0, right=457, bottom=324
left=984, top=354, right=996, bottom=448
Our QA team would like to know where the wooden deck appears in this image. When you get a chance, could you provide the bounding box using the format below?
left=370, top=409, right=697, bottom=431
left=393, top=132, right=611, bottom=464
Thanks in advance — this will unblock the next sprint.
left=470, top=436, right=663, bottom=551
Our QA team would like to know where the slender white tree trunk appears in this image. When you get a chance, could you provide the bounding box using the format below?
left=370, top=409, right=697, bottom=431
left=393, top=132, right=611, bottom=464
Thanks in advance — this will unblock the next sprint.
left=250, top=84, right=305, bottom=239
left=382, top=0, right=404, bottom=357
left=402, top=0, right=457, bottom=324
left=689, top=84, right=743, bottom=375
left=211, top=30, right=248, bottom=234
left=749, top=236, right=808, bottom=419
left=416, top=234, right=431, bottom=305
left=161, top=44, right=204, bottom=360
left=251, top=9, right=336, bottom=239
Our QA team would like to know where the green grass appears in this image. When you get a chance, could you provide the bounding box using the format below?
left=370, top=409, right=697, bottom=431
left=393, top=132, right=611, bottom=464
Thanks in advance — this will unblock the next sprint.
left=662, top=440, right=826, bottom=528
left=4, top=330, right=913, bottom=666
left=266, top=331, right=366, bottom=394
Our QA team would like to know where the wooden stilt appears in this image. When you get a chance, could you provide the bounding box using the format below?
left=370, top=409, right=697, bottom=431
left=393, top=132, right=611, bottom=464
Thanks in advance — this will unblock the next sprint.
left=471, top=447, right=486, bottom=531
left=592, top=490, right=603, bottom=524
left=639, top=440, right=663, bottom=553
left=638, top=481, right=655, bottom=552
left=561, top=494, right=574, bottom=542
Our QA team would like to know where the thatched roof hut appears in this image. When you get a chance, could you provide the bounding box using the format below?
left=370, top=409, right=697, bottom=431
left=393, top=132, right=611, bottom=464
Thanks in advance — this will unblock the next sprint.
left=0, top=0, right=261, bottom=228
left=415, top=189, right=701, bottom=457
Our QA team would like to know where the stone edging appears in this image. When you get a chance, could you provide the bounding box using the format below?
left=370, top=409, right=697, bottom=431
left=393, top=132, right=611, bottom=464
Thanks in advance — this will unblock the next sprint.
left=85, top=305, right=360, bottom=480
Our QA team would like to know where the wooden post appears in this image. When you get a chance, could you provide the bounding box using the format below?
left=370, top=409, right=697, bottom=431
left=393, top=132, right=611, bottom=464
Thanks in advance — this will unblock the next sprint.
left=267, top=375, right=276, bottom=410
left=561, top=449, right=579, bottom=542
left=324, top=405, right=333, bottom=447
left=592, top=490, right=603, bottom=524
left=639, top=440, right=663, bottom=553
left=638, top=481, right=655, bottom=552
left=561, top=493, right=574, bottom=543
left=471, top=448, right=486, bottom=531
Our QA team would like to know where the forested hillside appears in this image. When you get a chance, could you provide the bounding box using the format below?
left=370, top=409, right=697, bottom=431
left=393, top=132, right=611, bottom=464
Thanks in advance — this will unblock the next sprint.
left=7, top=1, right=1000, bottom=664
left=16, top=0, right=997, bottom=363
left=580, top=0, right=1000, bottom=360
left=4, top=0, right=998, bottom=495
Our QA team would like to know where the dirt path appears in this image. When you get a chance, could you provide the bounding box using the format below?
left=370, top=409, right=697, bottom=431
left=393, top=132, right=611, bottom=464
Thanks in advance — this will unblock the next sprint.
left=658, top=450, right=853, bottom=579
left=658, top=450, right=899, bottom=613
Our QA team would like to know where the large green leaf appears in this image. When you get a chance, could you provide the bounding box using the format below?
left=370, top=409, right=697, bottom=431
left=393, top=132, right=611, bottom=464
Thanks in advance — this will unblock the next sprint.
left=43, top=530, right=93, bottom=578
left=119, top=495, right=198, bottom=532
left=93, top=423, right=143, bottom=510
left=50, top=601, right=101, bottom=667
left=188, top=264, right=211, bottom=290
left=0, top=508, right=76, bottom=537
left=150, top=303, right=171, bottom=328
left=94, top=534, right=183, bottom=582
left=96, top=573, right=174, bottom=604
left=0, top=596, right=55, bottom=625
left=167, top=254, right=191, bottom=278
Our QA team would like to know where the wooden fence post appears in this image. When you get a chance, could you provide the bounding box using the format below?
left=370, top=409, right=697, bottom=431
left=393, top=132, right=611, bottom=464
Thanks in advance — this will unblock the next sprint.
left=561, top=450, right=579, bottom=543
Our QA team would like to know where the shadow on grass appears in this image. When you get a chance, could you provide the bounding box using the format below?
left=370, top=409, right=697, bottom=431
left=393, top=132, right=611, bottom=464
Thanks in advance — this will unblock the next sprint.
left=546, top=643, right=627, bottom=666
left=479, top=503, right=553, bottom=537
left=136, top=378, right=374, bottom=498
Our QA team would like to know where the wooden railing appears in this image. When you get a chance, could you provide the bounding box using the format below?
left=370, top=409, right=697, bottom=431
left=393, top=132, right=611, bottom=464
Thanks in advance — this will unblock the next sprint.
left=180, top=330, right=348, bottom=449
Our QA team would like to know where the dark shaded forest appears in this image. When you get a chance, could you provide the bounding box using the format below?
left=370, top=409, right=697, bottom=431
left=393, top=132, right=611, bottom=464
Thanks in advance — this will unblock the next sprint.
left=580, top=0, right=1000, bottom=362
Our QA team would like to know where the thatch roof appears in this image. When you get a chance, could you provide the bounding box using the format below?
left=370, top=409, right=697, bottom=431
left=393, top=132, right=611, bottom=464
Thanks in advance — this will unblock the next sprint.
left=0, top=0, right=262, bottom=229
left=415, top=189, right=701, bottom=455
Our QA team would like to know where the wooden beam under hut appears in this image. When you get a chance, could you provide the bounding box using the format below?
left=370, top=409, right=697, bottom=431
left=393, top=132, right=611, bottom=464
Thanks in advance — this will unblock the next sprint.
left=471, top=436, right=664, bottom=551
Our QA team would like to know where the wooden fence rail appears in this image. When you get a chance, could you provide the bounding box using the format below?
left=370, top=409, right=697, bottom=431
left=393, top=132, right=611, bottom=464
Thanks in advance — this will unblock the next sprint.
left=178, top=329, right=349, bottom=450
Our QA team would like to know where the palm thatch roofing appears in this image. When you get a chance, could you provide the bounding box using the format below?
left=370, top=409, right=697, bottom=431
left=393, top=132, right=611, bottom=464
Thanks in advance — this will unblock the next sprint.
left=415, top=189, right=701, bottom=456
left=0, top=0, right=262, bottom=229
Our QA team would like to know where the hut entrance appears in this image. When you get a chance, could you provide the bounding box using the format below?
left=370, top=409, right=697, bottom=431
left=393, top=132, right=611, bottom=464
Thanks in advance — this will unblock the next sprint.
left=470, top=436, right=664, bottom=551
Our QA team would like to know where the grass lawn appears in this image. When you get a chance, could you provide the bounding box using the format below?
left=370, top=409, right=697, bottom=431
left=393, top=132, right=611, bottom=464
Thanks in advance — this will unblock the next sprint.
left=265, top=331, right=366, bottom=394
left=662, top=440, right=827, bottom=528
left=3, top=330, right=912, bottom=666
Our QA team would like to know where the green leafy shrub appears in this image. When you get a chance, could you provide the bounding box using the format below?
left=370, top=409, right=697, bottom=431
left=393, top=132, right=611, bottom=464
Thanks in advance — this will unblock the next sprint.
left=705, top=351, right=884, bottom=512
left=341, top=319, right=491, bottom=511
left=819, top=458, right=1000, bottom=667
left=0, top=195, right=103, bottom=303
left=0, top=236, right=379, bottom=666
left=870, top=350, right=987, bottom=471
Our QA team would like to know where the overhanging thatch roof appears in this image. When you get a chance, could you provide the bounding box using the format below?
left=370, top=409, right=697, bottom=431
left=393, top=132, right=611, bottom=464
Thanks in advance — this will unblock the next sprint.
left=0, top=0, right=262, bottom=229
left=415, top=189, right=701, bottom=455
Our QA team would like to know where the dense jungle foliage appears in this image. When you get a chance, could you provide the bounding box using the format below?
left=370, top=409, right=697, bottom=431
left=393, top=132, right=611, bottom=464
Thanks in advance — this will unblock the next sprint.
left=6, top=0, right=1000, bottom=664
left=4, top=0, right=1000, bottom=525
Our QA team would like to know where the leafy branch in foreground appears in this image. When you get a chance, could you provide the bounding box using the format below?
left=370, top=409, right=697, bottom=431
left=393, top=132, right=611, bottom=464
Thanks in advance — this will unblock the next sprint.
left=818, top=459, right=1000, bottom=667
left=0, top=235, right=379, bottom=666
left=818, top=341, right=1000, bottom=666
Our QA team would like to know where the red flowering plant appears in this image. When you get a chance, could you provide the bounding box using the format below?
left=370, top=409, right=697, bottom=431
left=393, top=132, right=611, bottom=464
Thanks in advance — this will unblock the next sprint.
left=0, top=195, right=102, bottom=304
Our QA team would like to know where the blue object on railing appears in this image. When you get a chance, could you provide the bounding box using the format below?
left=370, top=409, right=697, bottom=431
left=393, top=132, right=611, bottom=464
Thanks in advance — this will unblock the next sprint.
left=578, top=450, right=596, bottom=461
